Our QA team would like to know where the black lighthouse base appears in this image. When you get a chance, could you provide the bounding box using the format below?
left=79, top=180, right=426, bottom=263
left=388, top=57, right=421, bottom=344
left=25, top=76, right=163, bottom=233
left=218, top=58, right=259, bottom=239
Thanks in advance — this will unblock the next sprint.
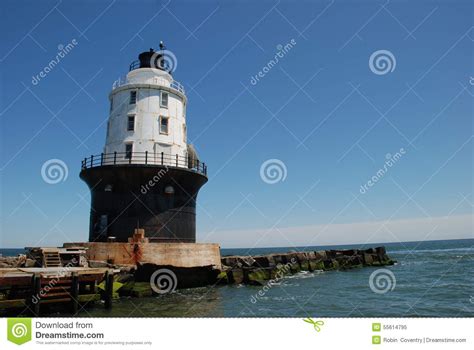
left=80, top=165, right=207, bottom=243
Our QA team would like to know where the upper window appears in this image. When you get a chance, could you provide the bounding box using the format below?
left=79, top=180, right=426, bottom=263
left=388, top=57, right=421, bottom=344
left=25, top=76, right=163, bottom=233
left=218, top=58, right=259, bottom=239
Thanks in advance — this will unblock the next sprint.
left=127, top=115, right=135, bottom=131
left=183, top=124, right=187, bottom=143
left=125, top=143, right=133, bottom=159
left=160, top=116, right=169, bottom=135
left=160, top=91, right=169, bottom=108
left=109, top=97, right=113, bottom=112
left=129, top=91, right=137, bottom=105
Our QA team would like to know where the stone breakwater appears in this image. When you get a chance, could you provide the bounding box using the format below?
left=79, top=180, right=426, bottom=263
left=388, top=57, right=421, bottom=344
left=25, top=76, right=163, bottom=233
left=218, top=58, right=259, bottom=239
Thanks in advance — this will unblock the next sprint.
left=117, top=247, right=395, bottom=298
left=217, top=246, right=395, bottom=285
left=0, top=246, right=395, bottom=299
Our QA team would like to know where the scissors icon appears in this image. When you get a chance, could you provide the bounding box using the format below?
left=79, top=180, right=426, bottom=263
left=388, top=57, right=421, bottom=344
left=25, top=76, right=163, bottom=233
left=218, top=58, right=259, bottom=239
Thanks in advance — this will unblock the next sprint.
left=303, top=317, right=325, bottom=332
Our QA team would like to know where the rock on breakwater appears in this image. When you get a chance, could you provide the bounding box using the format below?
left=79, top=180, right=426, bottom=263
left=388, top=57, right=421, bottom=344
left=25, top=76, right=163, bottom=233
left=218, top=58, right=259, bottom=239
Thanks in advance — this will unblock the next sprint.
left=217, top=247, right=395, bottom=285
left=0, top=255, right=35, bottom=268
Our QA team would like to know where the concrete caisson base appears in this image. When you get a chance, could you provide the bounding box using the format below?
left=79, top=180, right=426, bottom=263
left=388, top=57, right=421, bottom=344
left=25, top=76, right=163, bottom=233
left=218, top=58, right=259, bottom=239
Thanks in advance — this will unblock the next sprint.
left=63, top=242, right=222, bottom=269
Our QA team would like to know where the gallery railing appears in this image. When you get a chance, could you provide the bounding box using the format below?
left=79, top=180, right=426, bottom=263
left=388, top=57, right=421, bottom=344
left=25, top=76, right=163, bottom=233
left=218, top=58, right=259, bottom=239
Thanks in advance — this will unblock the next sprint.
left=81, top=151, right=207, bottom=176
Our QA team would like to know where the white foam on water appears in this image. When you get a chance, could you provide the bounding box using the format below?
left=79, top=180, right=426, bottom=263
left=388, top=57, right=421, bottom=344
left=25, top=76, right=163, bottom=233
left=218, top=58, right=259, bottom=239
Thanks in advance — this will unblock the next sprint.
left=392, top=247, right=473, bottom=254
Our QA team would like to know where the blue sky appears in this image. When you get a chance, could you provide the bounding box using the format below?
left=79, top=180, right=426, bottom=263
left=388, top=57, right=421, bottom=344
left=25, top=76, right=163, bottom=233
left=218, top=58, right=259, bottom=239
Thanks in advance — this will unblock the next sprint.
left=0, top=0, right=472, bottom=248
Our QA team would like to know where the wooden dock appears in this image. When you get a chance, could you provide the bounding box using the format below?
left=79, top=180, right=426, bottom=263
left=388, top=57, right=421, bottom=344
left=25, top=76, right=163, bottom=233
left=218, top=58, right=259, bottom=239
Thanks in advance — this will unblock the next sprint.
left=0, top=267, right=114, bottom=315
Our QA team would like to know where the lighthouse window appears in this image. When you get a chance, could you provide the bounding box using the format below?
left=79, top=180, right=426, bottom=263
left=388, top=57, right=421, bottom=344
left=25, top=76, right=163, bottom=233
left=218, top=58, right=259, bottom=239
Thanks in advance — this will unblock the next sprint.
left=129, top=91, right=137, bottom=105
left=159, top=116, right=169, bottom=134
left=160, top=91, right=168, bottom=108
left=183, top=124, right=187, bottom=142
left=125, top=143, right=133, bottom=159
left=127, top=115, right=135, bottom=131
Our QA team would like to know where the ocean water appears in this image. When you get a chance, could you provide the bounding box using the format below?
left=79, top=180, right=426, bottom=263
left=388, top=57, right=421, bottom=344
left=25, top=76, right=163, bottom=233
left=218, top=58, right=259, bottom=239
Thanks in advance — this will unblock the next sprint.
left=2, top=239, right=473, bottom=317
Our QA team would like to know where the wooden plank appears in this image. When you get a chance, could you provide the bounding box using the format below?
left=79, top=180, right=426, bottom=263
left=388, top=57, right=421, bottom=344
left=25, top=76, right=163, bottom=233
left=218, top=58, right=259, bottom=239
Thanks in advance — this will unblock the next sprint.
left=41, top=279, right=72, bottom=285
left=0, top=299, right=27, bottom=308
left=0, top=276, right=33, bottom=286
left=42, top=286, right=71, bottom=292
left=40, top=297, right=71, bottom=304
left=41, top=292, right=72, bottom=298
left=78, top=275, right=105, bottom=283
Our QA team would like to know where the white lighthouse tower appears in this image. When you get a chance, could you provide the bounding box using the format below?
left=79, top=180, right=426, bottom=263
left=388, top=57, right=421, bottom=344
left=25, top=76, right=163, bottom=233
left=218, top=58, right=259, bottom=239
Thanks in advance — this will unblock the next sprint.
left=106, top=45, right=189, bottom=163
left=80, top=44, right=207, bottom=243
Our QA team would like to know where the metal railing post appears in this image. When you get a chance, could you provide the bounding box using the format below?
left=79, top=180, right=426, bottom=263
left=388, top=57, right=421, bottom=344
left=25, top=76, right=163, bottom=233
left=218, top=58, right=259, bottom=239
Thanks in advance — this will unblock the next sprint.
left=145, top=151, right=148, bottom=165
left=90, top=155, right=93, bottom=168
left=114, top=152, right=117, bottom=165
left=161, top=152, right=164, bottom=165
left=100, top=153, right=104, bottom=166
left=176, top=154, right=178, bottom=167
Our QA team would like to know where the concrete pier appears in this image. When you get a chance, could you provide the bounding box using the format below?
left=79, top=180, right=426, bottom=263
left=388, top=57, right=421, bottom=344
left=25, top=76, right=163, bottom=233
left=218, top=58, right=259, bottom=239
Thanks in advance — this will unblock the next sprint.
left=63, top=242, right=221, bottom=269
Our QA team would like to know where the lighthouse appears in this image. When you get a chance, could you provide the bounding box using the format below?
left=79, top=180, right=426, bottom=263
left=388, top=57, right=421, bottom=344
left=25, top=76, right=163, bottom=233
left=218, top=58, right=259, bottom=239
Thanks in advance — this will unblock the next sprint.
left=80, top=45, right=208, bottom=243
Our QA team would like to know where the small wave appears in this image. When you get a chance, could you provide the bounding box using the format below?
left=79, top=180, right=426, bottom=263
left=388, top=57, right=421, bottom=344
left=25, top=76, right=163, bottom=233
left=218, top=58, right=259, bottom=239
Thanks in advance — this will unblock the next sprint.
left=283, top=270, right=324, bottom=280
left=268, top=281, right=283, bottom=286
left=392, top=247, right=473, bottom=254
